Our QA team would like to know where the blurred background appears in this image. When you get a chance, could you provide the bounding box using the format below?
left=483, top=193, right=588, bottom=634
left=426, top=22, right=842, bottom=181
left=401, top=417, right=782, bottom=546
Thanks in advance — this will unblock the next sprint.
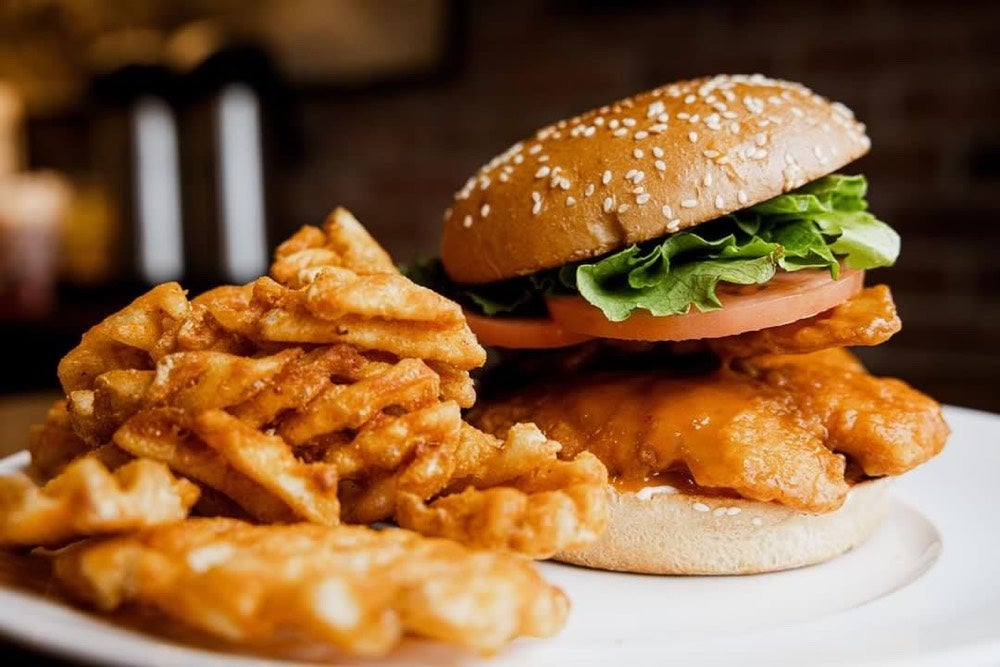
left=0, top=0, right=996, bottom=412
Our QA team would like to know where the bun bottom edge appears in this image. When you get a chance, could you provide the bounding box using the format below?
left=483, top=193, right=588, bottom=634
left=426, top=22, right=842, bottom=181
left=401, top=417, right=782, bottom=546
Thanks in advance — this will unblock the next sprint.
left=554, top=477, right=893, bottom=575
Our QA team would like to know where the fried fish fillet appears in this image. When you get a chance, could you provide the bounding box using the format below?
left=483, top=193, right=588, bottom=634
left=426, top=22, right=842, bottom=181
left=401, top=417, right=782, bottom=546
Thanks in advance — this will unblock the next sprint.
left=471, top=348, right=947, bottom=513
left=54, top=519, right=569, bottom=656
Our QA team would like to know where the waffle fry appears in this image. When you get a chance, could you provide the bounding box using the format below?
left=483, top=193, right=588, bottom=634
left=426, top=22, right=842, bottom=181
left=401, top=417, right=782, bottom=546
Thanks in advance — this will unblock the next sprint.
left=271, top=207, right=397, bottom=287
left=27, top=400, right=91, bottom=481
left=0, top=458, right=198, bottom=546
left=54, top=519, right=569, bottom=656
left=27, top=208, right=608, bottom=562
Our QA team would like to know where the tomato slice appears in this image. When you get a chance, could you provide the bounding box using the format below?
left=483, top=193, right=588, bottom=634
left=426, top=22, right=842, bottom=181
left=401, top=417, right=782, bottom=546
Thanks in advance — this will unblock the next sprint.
left=545, top=269, right=864, bottom=342
left=463, top=310, right=593, bottom=349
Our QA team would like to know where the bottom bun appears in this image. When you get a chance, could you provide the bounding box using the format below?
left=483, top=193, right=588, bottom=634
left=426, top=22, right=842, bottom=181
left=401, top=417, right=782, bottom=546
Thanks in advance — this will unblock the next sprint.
left=555, top=477, right=892, bottom=575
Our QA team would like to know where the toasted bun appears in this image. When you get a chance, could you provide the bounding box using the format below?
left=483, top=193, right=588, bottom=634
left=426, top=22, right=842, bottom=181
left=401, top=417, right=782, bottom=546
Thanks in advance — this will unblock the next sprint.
left=441, top=74, right=870, bottom=284
left=554, top=477, right=891, bottom=575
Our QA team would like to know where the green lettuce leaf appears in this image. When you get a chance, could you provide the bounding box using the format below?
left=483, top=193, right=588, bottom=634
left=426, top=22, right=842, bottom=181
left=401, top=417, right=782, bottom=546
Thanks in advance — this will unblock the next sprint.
left=406, top=174, right=899, bottom=320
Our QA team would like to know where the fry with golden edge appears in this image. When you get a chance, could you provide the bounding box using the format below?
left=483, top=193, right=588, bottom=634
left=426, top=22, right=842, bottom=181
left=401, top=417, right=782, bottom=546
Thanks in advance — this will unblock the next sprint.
left=54, top=518, right=569, bottom=657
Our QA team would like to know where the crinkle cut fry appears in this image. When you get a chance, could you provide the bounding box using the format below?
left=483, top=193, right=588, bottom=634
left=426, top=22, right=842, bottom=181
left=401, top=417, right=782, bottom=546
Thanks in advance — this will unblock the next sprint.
left=270, top=207, right=397, bottom=287
left=28, top=399, right=91, bottom=481
left=0, top=457, right=199, bottom=546
left=395, top=424, right=610, bottom=559
left=113, top=408, right=297, bottom=524
left=54, top=519, right=569, bottom=656
left=57, top=283, right=190, bottom=393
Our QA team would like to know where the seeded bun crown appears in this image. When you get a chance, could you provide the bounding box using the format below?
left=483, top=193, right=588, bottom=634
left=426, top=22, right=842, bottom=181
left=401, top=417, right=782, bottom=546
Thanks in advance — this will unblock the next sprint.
left=441, top=74, right=870, bottom=285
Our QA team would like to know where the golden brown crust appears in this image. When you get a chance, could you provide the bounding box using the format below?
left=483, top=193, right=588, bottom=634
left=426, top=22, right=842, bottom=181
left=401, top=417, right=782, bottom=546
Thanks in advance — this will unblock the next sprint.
left=441, top=74, right=870, bottom=284
left=556, top=478, right=892, bottom=575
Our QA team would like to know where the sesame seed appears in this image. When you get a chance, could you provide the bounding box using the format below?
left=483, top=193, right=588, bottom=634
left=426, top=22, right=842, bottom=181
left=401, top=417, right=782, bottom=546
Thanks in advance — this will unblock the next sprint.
left=462, top=214, right=473, bottom=228
left=715, top=194, right=725, bottom=209
left=634, top=130, right=649, bottom=140
left=784, top=153, right=796, bottom=165
left=622, top=118, right=636, bottom=127
left=654, top=160, right=667, bottom=171
left=529, top=144, right=542, bottom=154
left=613, top=128, right=628, bottom=137
left=727, top=507, right=742, bottom=516
left=751, top=517, right=764, bottom=526
left=666, top=219, right=681, bottom=231
left=681, top=199, right=697, bottom=208
left=532, top=191, right=541, bottom=203
left=566, top=196, right=576, bottom=206
left=633, top=171, right=645, bottom=183
left=479, top=176, right=491, bottom=190
left=633, top=148, right=644, bottom=159
left=647, top=100, right=666, bottom=118
left=535, top=166, right=551, bottom=178
left=703, top=173, right=713, bottom=187
left=538, top=154, right=549, bottom=162
left=481, top=203, right=490, bottom=217
left=617, top=203, right=630, bottom=213
left=558, top=177, right=571, bottom=190
left=677, top=112, right=690, bottom=120
left=738, top=190, right=748, bottom=205
left=609, top=118, right=620, bottom=129
left=602, top=170, right=613, bottom=185
left=603, top=196, right=614, bottom=213
left=584, top=126, right=596, bottom=137
left=688, top=114, right=701, bottom=123
left=652, top=146, right=665, bottom=158
left=532, top=201, right=542, bottom=215
left=662, top=204, right=673, bottom=218
left=625, top=168, right=637, bottom=180
left=498, top=172, right=510, bottom=182
left=657, top=112, right=669, bottom=123
left=649, top=123, right=667, bottom=133
left=753, top=148, right=768, bottom=160
left=636, top=193, right=651, bottom=205
left=684, top=94, right=697, bottom=104
left=631, top=186, right=645, bottom=194
left=688, top=131, right=699, bottom=142
left=791, top=107, right=805, bottom=118
left=722, top=110, right=738, bottom=119
left=730, top=121, right=740, bottom=133
left=513, top=154, right=524, bottom=164
left=692, top=502, right=710, bottom=512
left=713, top=507, right=727, bottom=517
left=756, top=132, right=768, bottom=146
left=593, top=116, right=605, bottom=126
left=585, top=183, right=595, bottom=197
left=703, top=149, right=720, bottom=158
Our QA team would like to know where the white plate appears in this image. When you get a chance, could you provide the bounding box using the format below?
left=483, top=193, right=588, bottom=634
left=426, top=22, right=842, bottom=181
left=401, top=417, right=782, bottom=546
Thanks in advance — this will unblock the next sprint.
left=0, top=405, right=997, bottom=666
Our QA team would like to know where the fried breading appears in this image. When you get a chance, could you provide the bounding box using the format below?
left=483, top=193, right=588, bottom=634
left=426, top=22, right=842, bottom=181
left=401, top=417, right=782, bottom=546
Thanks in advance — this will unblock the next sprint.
left=710, top=285, right=901, bottom=359
left=470, top=349, right=947, bottom=513
left=0, top=458, right=198, bottom=546
left=54, top=519, right=569, bottom=656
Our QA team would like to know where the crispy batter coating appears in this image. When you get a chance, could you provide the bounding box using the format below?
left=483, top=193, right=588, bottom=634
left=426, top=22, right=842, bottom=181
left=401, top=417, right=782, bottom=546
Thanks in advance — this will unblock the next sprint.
left=472, top=348, right=947, bottom=513
left=54, top=519, right=569, bottom=656
left=710, top=285, right=900, bottom=359
left=0, top=458, right=198, bottom=546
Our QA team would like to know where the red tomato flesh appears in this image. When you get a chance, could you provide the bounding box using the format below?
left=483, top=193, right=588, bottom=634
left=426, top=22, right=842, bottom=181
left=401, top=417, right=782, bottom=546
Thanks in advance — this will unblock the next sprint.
left=463, top=310, right=594, bottom=349
left=545, top=268, right=864, bottom=342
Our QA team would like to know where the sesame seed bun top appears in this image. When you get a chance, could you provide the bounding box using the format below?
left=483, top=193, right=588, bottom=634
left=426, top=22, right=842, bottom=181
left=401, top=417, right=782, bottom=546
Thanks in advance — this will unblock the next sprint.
left=440, top=74, right=870, bottom=285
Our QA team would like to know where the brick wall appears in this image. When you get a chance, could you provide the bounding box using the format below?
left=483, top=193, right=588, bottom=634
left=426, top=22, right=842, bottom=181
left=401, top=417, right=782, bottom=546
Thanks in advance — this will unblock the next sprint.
left=273, top=0, right=1000, bottom=412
